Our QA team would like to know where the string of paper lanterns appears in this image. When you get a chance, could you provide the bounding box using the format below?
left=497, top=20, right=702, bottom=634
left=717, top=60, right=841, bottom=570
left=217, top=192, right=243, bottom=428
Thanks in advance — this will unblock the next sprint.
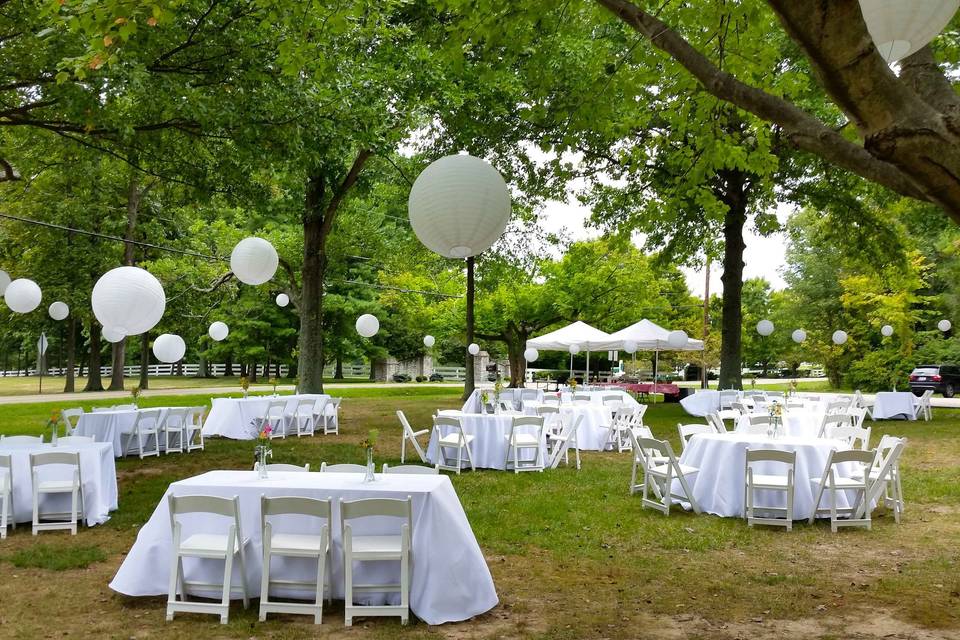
left=832, top=330, right=848, bottom=345
left=756, top=319, right=774, bottom=336
left=938, top=319, right=952, bottom=332
left=92, top=266, right=165, bottom=336
left=153, top=333, right=186, bottom=363
left=859, top=0, right=960, bottom=63
left=230, top=237, right=278, bottom=286
left=4, top=278, right=42, bottom=313
left=791, top=329, right=806, bottom=343
left=48, top=301, right=69, bottom=321
left=881, top=324, right=894, bottom=337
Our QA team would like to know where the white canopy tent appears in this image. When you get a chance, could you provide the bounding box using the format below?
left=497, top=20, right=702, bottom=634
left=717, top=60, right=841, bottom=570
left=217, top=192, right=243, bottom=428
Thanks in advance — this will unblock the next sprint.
left=526, top=320, right=612, bottom=380
left=595, top=319, right=704, bottom=383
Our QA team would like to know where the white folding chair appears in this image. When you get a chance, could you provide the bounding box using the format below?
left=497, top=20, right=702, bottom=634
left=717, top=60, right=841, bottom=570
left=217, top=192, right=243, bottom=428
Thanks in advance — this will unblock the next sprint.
left=0, top=435, right=44, bottom=445
left=818, top=413, right=850, bottom=438
left=319, top=398, right=342, bottom=435
left=607, top=407, right=636, bottom=453
left=57, top=435, right=95, bottom=445
left=809, top=449, right=875, bottom=531
left=184, top=406, right=206, bottom=452
left=825, top=398, right=852, bottom=415
left=166, top=494, right=250, bottom=624
left=536, top=405, right=562, bottom=437
left=846, top=406, right=868, bottom=429
left=541, top=394, right=561, bottom=407
left=631, top=436, right=700, bottom=515
left=859, top=437, right=907, bottom=523
left=396, top=410, right=429, bottom=464
left=112, top=403, right=138, bottom=411
left=853, top=389, right=874, bottom=420
left=433, top=415, right=475, bottom=474
left=30, top=451, right=83, bottom=535
left=677, top=423, right=714, bottom=451
left=706, top=412, right=727, bottom=434
left=382, top=463, right=439, bottom=474
left=61, top=408, right=84, bottom=436
left=257, top=400, right=289, bottom=439
left=913, top=390, right=933, bottom=421
left=0, top=454, right=12, bottom=539
left=121, top=408, right=162, bottom=459
left=254, top=463, right=310, bottom=472
left=161, top=407, right=190, bottom=454
left=731, top=401, right=750, bottom=416
left=289, top=398, right=317, bottom=437
left=319, top=463, right=366, bottom=473
left=520, top=388, right=539, bottom=406
left=748, top=414, right=771, bottom=427
left=572, top=393, right=592, bottom=404
left=340, top=496, right=412, bottom=626
left=824, top=425, right=872, bottom=450
left=719, top=389, right=740, bottom=409
left=503, top=416, right=546, bottom=473
left=259, top=496, right=330, bottom=624
left=601, top=393, right=624, bottom=410
left=548, top=414, right=582, bottom=470
left=744, top=448, right=796, bottom=530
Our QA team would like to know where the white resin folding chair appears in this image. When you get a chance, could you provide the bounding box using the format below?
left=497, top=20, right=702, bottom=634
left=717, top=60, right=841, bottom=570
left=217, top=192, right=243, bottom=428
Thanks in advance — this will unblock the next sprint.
left=166, top=494, right=250, bottom=624
left=340, top=496, right=412, bottom=626
left=824, top=425, right=872, bottom=450
left=730, top=401, right=750, bottom=416
left=161, top=407, right=190, bottom=454
left=846, top=406, right=868, bottom=428
left=808, top=449, right=875, bottom=532
left=184, top=406, right=206, bottom=452
left=744, top=448, right=796, bottom=530
left=290, top=398, right=318, bottom=437
left=706, top=412, right=727, bottom=434
left=602, top=393, right=624, bottom=409
left=913, top=390, right=933, bottom=421
left=572, top=393, right=592, bottom=404
left=319, top=463, right=366, bottom=473
left=632, top=436, right=700, bottom=515
left=257, top=400, right=290, bottom=439
left=382, top=463, right=439, bottom=474
left=504, top=416, right=546, bottom=473
left=719, top=389, right=740, bottom=409
left=121, top=409, right=162, bottom=459
left=0, top=435, right=44, bottom=445
left=748, top=414, right=772, bottom=429
left=542, top=394, right=561, bottom=407
left=30, top=451, right=83, bottom=535
left=0, top=454, right=12, bottom=539
left=825, top=397, right=852, bottom=415
left=606, top=407, right=636, bottom=453
left=319, top=398, right=342, bottom=435
left=57, top=435, right=95, bottom=445
left=259, top=495, right=330, bottom=624
left=433, top=415, right=475, bottom=474
left=254, top=462, right=310, bottom=472
left=396, top=410, right=429, bottom=464
left=859, top=436, right=907, bottom=523
left=853, top=390, right=874, bottom=420
left=818, top=413, right=850, bottom=438
left=520, top=388, right=539, bottom=406
left=677, top=423, right=714, bottom=451
left=112, top=403, right=138, bottom=411
left=61, top=408, right=84, bottom=436
left=740, top=422, right=770, bottom=435
left=535, top=405, right=562, bottom=436
left=548, top=414, right=582, bottom=470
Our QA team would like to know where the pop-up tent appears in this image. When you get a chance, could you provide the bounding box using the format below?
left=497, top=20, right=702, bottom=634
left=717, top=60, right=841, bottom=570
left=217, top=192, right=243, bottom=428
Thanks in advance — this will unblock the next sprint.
left=526, top=320, right=612, bottom=379
left=595, top=319, right=704, bottom=383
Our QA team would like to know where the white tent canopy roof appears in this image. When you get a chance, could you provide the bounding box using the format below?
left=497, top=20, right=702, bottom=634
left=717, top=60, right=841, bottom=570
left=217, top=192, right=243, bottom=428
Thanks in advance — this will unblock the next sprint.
left=596, top=319, right=703, bottom=351
left=525, top=320, right=612, bottom=351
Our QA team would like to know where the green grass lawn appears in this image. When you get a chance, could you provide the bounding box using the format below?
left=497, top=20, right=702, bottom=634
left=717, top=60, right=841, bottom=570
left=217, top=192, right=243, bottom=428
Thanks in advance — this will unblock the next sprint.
left=0, top=388, right=957, bottom=639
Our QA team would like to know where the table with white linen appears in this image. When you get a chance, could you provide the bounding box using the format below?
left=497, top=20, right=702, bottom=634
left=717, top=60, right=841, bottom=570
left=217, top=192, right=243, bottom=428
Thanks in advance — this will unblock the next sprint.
left=735, top=410, right=825, bottom=439
left=75, top=407, right=173, bottom=457
left=559, top=389, right=640, bottom=410
left=202, top=394, right=331, bottom=439
left=522, top=403, right=613, bottom=451
left=460, top=388, right=543, bottom=413
left=680, top=390, right=722, bottom=417
left=109, top=470, right=497, bottom=625
left=427, top=410, right=548, bottom=470
left=872, top=392, right=917, bottom=420
left=0, top=441, right=117, bottom=525
left=674, top=432, right=855, bottom=520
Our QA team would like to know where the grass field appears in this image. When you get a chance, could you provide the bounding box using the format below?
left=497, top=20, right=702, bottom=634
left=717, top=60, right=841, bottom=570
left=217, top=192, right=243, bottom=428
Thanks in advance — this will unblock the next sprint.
left=0, top=388, right=958, bottom=639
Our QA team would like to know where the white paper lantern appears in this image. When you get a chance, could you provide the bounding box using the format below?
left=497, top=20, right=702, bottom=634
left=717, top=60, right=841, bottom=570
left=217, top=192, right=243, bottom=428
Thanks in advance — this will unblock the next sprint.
left=423, top=335, right=435, bottom=348
left=938, top=319, right=952, bottom=332
left=523, top=347, right=539, bottom=363
left=355, top=313, right=379, bottom=338
left=3, top=278, right=42, bottom=313
left=0, top=270, right=9, bottom=295
left=832, top=330, right=849, bottom=345
left=859, top=0, right=960, bottom=62
left=792, top=329, right=807, bottom=344
left=667, top=330, right=689, bottom=349
left=881, top=324, right=894, bottom=337
left=230, top=237, right=278, bottom=286
left=408, top=155, right=512, bottom=258
left=275, top=293, right=289, bottom=307
left=153, top=333, right=186, bottom=363
left=91, top=267, right=165, bottom=336
left=468, top=343, right=480, bottom=356
left=102, top=327, right=126, bottom=343
left=568, top=343, right=581, bottom=355
left=48, top=301, right=69, bottom=321
left=208, top=321, right=229, bottom=342
left=622, top=340, right=638, bottom=354
left=757, top=319, right=775, bottom=336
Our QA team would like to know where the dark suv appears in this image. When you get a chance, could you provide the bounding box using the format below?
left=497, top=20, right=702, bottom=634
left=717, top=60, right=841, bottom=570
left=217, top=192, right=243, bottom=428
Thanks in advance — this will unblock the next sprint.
left=909, top=364, right=960, bottom=398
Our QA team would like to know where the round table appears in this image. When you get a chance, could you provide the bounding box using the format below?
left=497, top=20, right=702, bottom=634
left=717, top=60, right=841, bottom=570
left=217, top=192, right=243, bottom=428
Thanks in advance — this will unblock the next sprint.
left=427, top=410, right=547, bottom=470
left=522, top=402, right=613, bottom=451
left=735, top=409, right=824, bottom=438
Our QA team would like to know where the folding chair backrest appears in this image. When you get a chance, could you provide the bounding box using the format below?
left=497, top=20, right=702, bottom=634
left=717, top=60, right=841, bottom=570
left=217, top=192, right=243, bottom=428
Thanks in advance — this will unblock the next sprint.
left=397, top=410, right=416, bottom=436
left=1, top=435, right=43, bottom=445
left=536, top=405, right=560, bottom=416
left=261, top=495, right=329, bottom=519
left=134, top=408, right=163, bottom=431
left=748, top=414, right=771, bottom=426
left=602, top=394, right=623, bottom=407
left=731, top=401, right=749, bottom=414
left=340, top=496, right=412, bottom=526
left=433, top=415, right=465, bottom=441
left=635, top=436, right=675, bottom=464
left=572, top=393, right=591, bottom=403
left=745, top=448, right=796, bottom=467
left=510, top=415, right=545, bottom=439
left=320, top=463, right=367, bottom=473
left=521, top=389, right=539, bottom=401
left=819, top=413, right=849, bottom=437
left=61, top=408, right=84, bottom=428
left=113, top=403, right=138, bottom=411
left=265, top=399, right=288, bottom=418
left=677, top=423, right=713, bottom=448
left=0, top=453, right=10, bottom=471
left=168, top=494, right=243, bottom=545
left=873, top=435, right=905, bottom=472
left=164, top=407, right=189, bottom=427
left=826, top=449, right=875, bottom=468
left=827, top=425, right=872, bottom=449
left=328, top=398, right=342, bottom=411
left=294, top=398, right=316, bottom=415
left=382, top=464, right=439, bottom=475
left=188, top=406, right=207, bottom=426
left=30, top=451, right=80, bottom=469
left=542, top=395, right=561, bottom=406
left=706, top=412, right=726, bottom=433
left=258, top=463, right=310, bottom=472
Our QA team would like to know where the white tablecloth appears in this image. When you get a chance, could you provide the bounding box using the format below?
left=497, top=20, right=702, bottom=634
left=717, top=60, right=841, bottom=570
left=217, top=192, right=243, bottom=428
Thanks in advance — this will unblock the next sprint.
left=0, top=441, right=117, bottom=525
left=735, top=410, right=824, bottom=438
left=558, top=389, right=640, bottom=410
left=872, top=392, right=916, bottom=420
left=427, top=411, right=547, bottom=470
left=675, top=433, right=854, bottom=520
left=461, top=388, right=543, bottom=413
left=109, top=470, right=497, bottom=625
left=680, top=390, right=721, bottom=417
left=75, top=407, right=173, bottom=457
left=523, top=403, right=612, bottom=451
left=202, top=394, right=331, bottom=439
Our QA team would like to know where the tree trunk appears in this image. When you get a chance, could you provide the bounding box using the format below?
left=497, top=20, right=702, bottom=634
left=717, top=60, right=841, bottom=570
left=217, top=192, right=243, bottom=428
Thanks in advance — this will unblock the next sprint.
left=239, top=362, right=247, bottom=378
left=84, top=323, right=104, bottom=392
left=717, top=172, right=748, bottom=390
left=334, top=354, right=344, bottom=379
left=108, top=341, right=126, bottom=391
left=507, top=336, right=526, bottom=388
left=108, top=172, right=145, bottom=392
left=224, top=353, right=233, bottom=377
left=298, top=174, right=328, bottom=394
left=63, top=316, right=76, bottom=393
left=139, top=333, right=150, bottom=389
left=249, top=363, right=258, bottom=383
left=462, top=256, right=476, bottom=401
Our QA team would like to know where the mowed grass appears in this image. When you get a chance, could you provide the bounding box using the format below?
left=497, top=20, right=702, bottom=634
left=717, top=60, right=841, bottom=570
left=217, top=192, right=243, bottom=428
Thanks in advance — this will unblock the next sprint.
left=0, top=389, right=958, bottom=639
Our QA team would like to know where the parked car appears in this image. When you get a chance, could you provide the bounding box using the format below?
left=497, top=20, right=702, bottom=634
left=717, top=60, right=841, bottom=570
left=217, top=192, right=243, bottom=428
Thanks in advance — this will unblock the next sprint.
left=908, top=364, right=960, bottom=397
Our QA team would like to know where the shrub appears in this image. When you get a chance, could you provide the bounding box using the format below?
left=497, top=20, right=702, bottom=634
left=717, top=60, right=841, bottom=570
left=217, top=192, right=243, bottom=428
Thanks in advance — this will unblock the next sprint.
left=429, top=372, right=444, bottom=382
left=844, top=347, right=915, bottom=392
left=392, top=373, right=412, bottom=383
left=415, top=375, right=427, bottom=382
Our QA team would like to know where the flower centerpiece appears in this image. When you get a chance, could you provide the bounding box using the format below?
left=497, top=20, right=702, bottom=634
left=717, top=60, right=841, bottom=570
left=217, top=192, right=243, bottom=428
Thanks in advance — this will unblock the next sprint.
left=255, top=424, right=273, bottom=478
left=568, top=377, right=578, bottom=392
left=269, top=377, right=278, bottom=395
left=788, top=380, right=798, bottom=398
left=45, top=410, right=63, bottom=446
left=359, top=429, right=379, bottom=483
left=493, top=378, right=504, bottom=414
left=480, top=390, right=490, bottom=415
left=240, top=376, right=250, bottom=399
left=768, top=400, right=784, bottom=438
left=130, top=385, right=142, bottom=405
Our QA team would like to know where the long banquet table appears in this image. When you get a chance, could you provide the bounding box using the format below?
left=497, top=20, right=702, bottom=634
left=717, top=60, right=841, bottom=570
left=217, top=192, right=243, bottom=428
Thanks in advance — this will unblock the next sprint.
left=460, top=388, right=543, bottom=413
left=427, top=410, right=548, bottom=470
left=871, top=392, right=917, bottom=420
left=109, top=470, right=497, bottom=625
left=0, top=440, right=117, bottom=525
left=75, top=407, right=174, bottom=457
left=202, top=394, right=331, bottom=440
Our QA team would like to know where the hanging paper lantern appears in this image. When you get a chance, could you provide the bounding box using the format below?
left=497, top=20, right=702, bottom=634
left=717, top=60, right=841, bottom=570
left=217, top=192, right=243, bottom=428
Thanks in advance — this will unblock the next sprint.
left=3, top=278, right=42, bottom=313
left=667, top=330, right=688, bottom=349
left=568, top=343, right=581, bottom=355
left=408, top=155, right=512, bottom=258
left=881, top=324, right=894, bottom=337
left=153, top=333, right=186, bottom=363
left=859, top=0, right=960, bottom=62
left=756, top=319, right=775, bottom=336
left=938, top=319, right=952, bottom=332
left=468, top=343, right=481, bottom=356
left=523, top=347, right=539, bottom=363
left=622, top=340, right=638, bottom=354
left=275, top=293, right=289, bottom=307
left=91, top=267, right=165, bottom=336
left=208, top=321, right=229, bottom=341
left=102, top=327, right=126, bottom=343
left=423, top=335, right=435, bottom=348
left=48, top=301, right=69, bottom=321
left=0, top=269, right=10, bottom=295
left=832, top=330, right=848, bottom=345
left=355, top=313, right=379, bottom=338
left=792, top=329, right=807, bottom=344
left=230, top=237, right=278, bottom=285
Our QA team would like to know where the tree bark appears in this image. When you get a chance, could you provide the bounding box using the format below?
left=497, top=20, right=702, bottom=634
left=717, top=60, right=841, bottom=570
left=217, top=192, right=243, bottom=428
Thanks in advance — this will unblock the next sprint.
left=505, top=330, right=528, bottom=388
left=717, top=171, right=748, bottom=390
left=462, top=256, right=476, bottom=401
left=224, top=353, right=233, bottom=377
left=334, top=354, right=344, bottom=379
left=108, top=341, right=126, bottom=391
left=84, top=322, right=104, bottom=392
left=139, top=333, right=150, bottom=389
left=63, top=316, right=76, bottom=393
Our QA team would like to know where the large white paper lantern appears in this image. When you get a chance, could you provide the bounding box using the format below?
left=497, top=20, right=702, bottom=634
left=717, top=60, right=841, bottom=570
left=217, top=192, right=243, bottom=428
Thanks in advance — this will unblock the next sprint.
left=407, top=155, right=512, bottom=258
left=230, top=237, right=278, bottom=286
left=48, top=301, right=69, bottom=321
left=0, top=270, right=9, bottom=295
left=153, top=333, right=186, bottom=363
left=668, top=330, right=688, bottom=349
left=832, top=330, right=848, bottom=345
left=792, top=329, right=807, bottom=344
left=568, top=343, right=581, bottom=355
left=756, top=319, right=774, bottom=336
left=859, top=0, right=960, bottom=62
left=355, top=313, right=379, bottom=338
left=91, top=267, right=165, bottom=335
left=468, top=343, right=480, bottom=356
left=423, top=335, right=435, bottom=348
left=881, top=324, right=894, bottom=337
left=209, top=321, right=229, bottom=342
left=102, top=327, right=126, bottom=343
left=524, top=347, right=539, bottom=362
left=622, top=340, right=638, bottom=354
left=3, top=278, right=42, bottom=313
left=938, top=319, right=952, bottom=332
left=275, top=293, right=289, bottom=307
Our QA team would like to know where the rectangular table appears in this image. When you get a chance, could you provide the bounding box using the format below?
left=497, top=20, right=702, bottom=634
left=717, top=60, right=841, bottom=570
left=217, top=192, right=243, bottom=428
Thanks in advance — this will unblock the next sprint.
left=428, top=411, right=548, bottom=470
left=109, top=470, right=497, bottom=625
left=202, top=394, right=331, bottom=440
left=75, top=407, right=174, bottom=457
left=872, top=392, right=917, bottom=420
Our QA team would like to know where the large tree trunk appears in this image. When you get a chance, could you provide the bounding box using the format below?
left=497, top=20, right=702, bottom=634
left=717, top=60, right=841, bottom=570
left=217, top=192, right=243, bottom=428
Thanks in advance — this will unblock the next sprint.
left=224, top=353, right=233, bottom=377
left=84, top=323, right=104, bottom=392
left=334, top=354, right=344, bottom=379
left=63, top=316, right=77, bottom=393
left=108, top=341, right=126, bottom=391
left=298, top=175, right=328, bottom=394
left=506, top=334, right=527, bottom=388
left=109, top=172, right=145, bottom=392
left=139, top=333, right=150, bottom=389
left=462, top=256, right=475, bottom=401
left=717, top=172, right=748, bottom=390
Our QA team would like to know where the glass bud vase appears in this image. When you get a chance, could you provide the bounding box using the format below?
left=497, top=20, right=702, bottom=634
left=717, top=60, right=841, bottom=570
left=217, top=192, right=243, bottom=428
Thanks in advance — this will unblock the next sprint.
left=257, top=446, right=269, bottom=479
left=364, top=447, right=375, bottom=483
